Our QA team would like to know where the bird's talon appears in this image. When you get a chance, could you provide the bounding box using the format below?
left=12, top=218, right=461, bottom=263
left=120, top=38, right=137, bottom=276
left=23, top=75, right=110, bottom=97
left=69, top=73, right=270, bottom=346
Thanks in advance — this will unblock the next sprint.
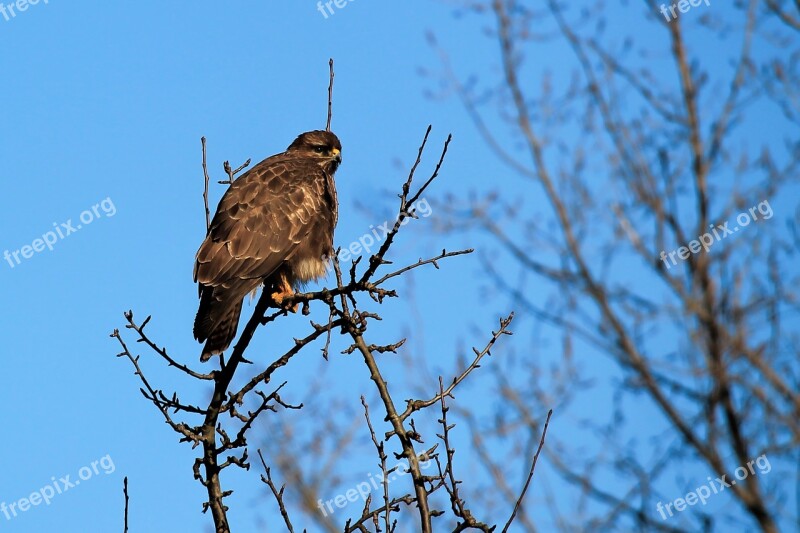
left=270, top=291, right=298, bottom=313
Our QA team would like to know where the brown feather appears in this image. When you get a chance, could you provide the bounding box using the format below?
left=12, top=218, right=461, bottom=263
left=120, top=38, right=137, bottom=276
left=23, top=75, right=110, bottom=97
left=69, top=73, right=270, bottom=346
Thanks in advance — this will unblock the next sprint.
left=193, top=130, right=341, bottom=360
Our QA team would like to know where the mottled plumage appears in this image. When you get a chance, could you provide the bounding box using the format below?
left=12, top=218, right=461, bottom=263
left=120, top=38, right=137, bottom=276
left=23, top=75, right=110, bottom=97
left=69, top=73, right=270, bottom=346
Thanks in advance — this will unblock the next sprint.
left=193, top=130, right=342, bottom=361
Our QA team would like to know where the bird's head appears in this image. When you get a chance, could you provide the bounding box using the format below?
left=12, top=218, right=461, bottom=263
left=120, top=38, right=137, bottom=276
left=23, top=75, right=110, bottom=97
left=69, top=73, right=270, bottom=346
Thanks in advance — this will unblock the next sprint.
left=287, top=130, right=343, bottom=174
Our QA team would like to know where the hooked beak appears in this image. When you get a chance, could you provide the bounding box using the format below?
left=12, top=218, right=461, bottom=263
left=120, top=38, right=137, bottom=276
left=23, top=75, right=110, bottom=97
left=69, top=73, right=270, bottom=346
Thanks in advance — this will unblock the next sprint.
left=328, top=148, right=342, bottom=172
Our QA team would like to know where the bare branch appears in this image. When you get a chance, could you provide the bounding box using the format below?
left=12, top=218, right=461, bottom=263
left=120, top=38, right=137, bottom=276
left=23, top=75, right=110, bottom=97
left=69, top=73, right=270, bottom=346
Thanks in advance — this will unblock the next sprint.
left=327, top=58, right=335, bottom=131
left=502, top=409, right=552, bottom=533
left=258, top=449, right=296, bottom=533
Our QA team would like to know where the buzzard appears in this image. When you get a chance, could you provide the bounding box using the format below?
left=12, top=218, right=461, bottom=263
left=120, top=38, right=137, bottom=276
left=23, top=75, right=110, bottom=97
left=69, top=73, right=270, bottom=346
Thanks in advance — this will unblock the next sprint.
left=193, top=130, right=342, bottom=362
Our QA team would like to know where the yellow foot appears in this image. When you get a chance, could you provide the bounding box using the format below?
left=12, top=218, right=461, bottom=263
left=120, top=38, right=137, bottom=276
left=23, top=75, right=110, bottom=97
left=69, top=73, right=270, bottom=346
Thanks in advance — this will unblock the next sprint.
left=270, top=274, right=298, bottom=312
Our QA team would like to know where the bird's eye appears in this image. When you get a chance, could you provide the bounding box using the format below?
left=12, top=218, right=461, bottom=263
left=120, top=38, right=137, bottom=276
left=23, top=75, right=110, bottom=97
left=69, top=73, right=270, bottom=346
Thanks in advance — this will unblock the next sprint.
left=313, top=146, right=326, bottom=153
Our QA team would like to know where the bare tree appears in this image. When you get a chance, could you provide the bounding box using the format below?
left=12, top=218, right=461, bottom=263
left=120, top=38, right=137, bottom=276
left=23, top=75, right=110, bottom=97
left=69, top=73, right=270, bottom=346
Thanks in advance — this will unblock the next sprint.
left=110, top=64, right=551, bottom=530
left=420, top=1, right=799, bottom=532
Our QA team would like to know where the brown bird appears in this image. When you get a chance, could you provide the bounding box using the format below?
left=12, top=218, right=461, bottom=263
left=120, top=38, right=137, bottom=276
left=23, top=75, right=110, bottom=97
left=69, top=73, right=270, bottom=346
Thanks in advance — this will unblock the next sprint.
left=193, top=130, right=342, bottom=362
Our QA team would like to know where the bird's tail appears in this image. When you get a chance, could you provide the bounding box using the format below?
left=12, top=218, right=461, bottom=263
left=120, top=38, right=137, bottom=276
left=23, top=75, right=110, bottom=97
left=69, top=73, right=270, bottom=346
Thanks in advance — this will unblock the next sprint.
left=194, top=286, right=244, bottom=362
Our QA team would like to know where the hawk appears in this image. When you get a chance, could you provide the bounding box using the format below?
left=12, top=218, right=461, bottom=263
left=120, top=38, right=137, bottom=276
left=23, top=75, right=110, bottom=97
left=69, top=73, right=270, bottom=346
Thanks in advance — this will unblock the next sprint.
left=193, top=130, right=342, bottom=362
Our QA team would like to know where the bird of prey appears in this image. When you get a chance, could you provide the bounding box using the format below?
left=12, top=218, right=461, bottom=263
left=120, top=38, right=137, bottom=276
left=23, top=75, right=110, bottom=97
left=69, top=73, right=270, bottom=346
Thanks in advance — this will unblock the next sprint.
left=193, top=130, right=342, bottom=362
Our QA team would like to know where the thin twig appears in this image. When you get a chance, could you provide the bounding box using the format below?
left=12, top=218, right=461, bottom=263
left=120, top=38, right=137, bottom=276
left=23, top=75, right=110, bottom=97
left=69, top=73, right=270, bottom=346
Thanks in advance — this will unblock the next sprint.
left=201, top=137, right=211, bottom=233
left=110, top=328, right=201, bottom=445
left=396, top=313, right=514, bottom=425
left=359, top=127, right=452, bottom=284
left=361, top=396, right=391, bottom=532
left=501, top=409, right=553, bottom=533
left=258, top=449, right=295, bottom=533
left=123, top=477, right=129, bottom=533
left=327, top=58, right=335, bottom=131
left=123, top=311, right=214, bottom=381
left=221, top=158, right=251, bottom=185
left=374, top=249, right=473, bottom=286
left=437, top=378, right=493, bottom=532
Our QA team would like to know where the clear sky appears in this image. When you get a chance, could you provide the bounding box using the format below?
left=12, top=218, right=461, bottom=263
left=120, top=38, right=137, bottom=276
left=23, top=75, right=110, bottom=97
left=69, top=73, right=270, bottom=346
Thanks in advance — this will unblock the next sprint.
left=0, top=1, right=796, bottom=532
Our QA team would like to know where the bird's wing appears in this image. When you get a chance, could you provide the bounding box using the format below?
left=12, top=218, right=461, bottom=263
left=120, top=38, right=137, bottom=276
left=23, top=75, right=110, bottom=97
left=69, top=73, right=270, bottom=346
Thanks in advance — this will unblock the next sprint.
left=194, top=157, right=326, bottom=289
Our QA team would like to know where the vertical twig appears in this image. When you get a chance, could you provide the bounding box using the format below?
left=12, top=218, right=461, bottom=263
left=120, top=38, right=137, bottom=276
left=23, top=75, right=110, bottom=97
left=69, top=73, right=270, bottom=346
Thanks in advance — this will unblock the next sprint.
left=361, top=396, right=391, bottom=532
left=326, top=58, right=335, bottom=131
left=201, top=137, right=211, bottom=234
left=123, top=476, right=129, bottom=533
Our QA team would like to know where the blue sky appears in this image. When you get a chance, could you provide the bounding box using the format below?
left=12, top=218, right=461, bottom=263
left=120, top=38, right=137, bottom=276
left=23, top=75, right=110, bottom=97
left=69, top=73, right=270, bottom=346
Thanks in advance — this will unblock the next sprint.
left=1, top=1, right=796, bottom=532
